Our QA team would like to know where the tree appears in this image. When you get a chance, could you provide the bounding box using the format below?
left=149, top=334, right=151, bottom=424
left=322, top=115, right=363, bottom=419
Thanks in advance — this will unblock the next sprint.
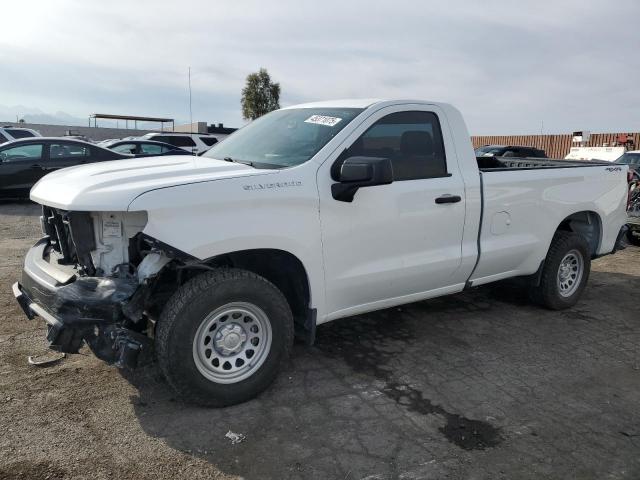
left=241, top=68, right=281, bottom=121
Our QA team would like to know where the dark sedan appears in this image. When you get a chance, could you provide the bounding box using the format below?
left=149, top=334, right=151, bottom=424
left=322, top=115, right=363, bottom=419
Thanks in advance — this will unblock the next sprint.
left=0, top=138, right=132, bottom=199
left=102, top=139, right=192, bottom=157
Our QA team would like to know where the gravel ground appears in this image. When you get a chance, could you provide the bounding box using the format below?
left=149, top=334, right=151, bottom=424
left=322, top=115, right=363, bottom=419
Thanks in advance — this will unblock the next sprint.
left=0, top=201, right=639, bottom=480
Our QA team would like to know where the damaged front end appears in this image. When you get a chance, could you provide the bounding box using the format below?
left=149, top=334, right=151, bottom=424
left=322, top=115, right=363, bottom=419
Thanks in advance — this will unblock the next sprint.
left=13, top=206, right=174, bottom=368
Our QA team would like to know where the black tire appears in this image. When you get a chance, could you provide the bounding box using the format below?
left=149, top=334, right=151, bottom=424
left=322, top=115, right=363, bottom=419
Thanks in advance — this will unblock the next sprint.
left=626, top=228, right=640, bottom=246
left=530, top=231, right=591, bottom=310
left=156, top=268, right=293, bottom=407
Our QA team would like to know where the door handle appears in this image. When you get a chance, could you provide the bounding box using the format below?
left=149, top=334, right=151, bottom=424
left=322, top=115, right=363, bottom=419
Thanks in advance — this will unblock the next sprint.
left=31, top=164, right=56, bottom=171
left=435, top=194, right=462, bottom=204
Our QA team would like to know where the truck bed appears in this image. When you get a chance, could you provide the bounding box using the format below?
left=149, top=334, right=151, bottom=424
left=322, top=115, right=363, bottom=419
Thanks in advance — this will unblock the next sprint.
left=477, top=156, right=611, bottom=171
left=469, top=160, right=628, bottom=286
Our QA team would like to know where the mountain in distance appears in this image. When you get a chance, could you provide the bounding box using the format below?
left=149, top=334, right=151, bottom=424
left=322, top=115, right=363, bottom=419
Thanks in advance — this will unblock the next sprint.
left=0, top=104, right=87, bottom=126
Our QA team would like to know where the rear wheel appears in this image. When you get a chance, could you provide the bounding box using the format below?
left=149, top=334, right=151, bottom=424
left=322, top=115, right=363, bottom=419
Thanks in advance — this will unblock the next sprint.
left=530, top=231, right=591, bottom=310
left=156, top=268, right=293, bottom=406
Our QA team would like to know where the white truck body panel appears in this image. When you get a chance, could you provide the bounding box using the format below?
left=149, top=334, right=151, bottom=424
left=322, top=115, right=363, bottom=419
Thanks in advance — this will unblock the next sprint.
left=30, top=156, right=256, bottom=211
left=29, top=99, right=629, bottom=325
left=471, top=167, right=628, bottom=286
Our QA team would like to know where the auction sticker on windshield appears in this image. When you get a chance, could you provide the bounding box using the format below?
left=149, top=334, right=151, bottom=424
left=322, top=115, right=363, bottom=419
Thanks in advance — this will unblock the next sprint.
left=304, top=115, right=342, bottom=127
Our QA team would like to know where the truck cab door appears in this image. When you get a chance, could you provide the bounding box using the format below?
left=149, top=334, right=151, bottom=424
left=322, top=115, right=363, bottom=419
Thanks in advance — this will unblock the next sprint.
left=317, top=105, right=468, bottom=320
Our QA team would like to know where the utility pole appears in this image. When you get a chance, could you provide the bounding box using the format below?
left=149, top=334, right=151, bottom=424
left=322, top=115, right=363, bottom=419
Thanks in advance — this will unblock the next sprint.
left=188, top=67, right=193, bottom=132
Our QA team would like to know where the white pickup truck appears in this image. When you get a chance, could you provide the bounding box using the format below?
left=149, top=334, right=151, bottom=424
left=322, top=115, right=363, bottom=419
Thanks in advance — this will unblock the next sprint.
left=13, top=99, right=629, bottom=406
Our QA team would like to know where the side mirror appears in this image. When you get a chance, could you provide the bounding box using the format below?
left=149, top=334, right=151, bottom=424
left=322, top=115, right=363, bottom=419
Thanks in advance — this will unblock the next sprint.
left=331, top=156, right=393, bottom=202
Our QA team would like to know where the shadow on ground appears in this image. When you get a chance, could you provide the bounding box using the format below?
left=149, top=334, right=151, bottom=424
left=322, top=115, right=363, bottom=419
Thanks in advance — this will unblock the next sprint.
left=0, top=200, right=40, bottom=216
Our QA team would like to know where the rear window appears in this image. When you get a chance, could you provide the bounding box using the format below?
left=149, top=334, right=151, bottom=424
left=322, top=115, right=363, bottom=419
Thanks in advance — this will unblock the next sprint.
left=153, top=135, right=195, bottom=147
left=200, top=137, right=218, bottom=146
left=520, top=148, right=545, bottom=158
left=475, top=146, right=505, bottom=157
left=140, top=143, right=163, bottom=155
left=6, top=129, right=36, bottom=139
left=111, top=143, right=138, bottom=154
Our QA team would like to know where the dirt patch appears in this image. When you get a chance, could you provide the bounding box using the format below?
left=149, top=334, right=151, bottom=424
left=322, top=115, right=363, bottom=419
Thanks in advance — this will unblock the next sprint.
left=0, top=460, right=67, bottom=480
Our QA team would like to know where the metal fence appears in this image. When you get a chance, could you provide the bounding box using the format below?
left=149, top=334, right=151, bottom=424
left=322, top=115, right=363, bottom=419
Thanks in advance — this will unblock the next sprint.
left=471, top=133, right=640, bottom=159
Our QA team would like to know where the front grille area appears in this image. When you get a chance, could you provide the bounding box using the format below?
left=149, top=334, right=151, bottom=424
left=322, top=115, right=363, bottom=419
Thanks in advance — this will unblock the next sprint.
left=41, top=206, right=96, bottom=275
left=42, top=206, right=75, bottom=264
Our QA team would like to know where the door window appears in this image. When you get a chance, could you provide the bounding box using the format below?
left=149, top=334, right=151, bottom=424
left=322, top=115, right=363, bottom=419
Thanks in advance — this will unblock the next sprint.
left=0, top=144, right=43, bottom=163
left=49, top=143, right=90, bottom=159
left=345, top=111, right=447, bottom=180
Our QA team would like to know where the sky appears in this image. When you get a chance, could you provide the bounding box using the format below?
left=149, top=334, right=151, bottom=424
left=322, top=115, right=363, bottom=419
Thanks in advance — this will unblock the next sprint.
left=1, top=0, right=638, bottom=135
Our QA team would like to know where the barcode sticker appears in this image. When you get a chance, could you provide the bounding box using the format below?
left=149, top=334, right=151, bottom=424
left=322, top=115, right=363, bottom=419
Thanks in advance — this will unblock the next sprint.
left=102, top=220, right=122, bottom=237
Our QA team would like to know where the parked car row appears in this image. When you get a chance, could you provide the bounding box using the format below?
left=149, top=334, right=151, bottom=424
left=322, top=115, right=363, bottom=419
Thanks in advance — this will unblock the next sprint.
left=0, top=128, right=226, bottom=198
left=141, top=132, right=219, bottom=154
left=99, top=132, right=221, bottom=155
left=0, top=138, right=134, bottom=198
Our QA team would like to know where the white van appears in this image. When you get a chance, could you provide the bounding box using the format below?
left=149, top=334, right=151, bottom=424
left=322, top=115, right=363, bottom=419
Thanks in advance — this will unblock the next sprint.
left=140, top=132, right=222, bottom=155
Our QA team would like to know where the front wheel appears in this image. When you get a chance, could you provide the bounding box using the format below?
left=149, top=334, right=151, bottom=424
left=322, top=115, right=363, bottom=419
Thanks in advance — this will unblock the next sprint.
left=530, top=231, right=591, bottom=310
left=156, top=268, right=293, bottom=407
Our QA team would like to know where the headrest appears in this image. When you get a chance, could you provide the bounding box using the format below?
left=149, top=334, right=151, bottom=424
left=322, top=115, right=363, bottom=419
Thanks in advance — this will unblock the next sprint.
left=400, top=131, right=433, bottom=156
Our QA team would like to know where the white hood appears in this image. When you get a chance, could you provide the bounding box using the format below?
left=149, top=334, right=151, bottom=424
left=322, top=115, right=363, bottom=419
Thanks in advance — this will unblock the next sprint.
left=30, top=156, right=263, bottom=211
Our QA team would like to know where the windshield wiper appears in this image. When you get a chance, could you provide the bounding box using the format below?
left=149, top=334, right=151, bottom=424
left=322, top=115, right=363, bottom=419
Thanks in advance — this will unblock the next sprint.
left=223, top=156, right=254, bottom=167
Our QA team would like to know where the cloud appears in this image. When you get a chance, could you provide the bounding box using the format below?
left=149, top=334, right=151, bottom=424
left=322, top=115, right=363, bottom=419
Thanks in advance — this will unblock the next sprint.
left=1, top=0, right=638, bottom=134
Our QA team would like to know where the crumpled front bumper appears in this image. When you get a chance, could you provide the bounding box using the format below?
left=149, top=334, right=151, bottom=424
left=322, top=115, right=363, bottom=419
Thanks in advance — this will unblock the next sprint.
left=12, top=237, right=148, bottom=367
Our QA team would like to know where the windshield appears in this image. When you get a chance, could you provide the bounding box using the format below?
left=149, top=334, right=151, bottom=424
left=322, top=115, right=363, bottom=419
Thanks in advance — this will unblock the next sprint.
left=202, top=107, right=363, bottom=168
left=615, top=153, right=640, bottom=165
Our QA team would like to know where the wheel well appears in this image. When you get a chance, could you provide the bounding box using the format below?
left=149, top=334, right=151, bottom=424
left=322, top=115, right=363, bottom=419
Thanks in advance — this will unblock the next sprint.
left=556, top=211, right=602, bottom=256
left=206, top=249, right=315, bottom=343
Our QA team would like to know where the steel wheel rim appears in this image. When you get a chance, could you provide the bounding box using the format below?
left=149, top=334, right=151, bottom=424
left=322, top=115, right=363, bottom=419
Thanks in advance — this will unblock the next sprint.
left=557, top=249, right=584, bottom=298
left=192, top=302, right=272, bottom=384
